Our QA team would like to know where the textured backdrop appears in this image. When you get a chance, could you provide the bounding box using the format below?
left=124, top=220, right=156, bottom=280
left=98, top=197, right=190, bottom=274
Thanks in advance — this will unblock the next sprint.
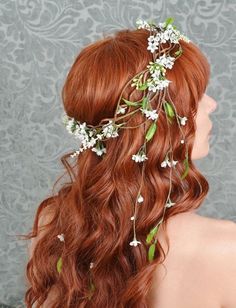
left=0, top=0, right=235, bottom=306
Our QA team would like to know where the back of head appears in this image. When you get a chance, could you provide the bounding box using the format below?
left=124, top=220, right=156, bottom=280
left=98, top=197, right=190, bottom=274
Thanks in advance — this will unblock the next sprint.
left=23, top=18, right=210, bottom=307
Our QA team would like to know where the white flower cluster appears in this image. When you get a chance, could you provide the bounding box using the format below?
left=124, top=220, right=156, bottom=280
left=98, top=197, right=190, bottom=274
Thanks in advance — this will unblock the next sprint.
left=136, top=18, right=152, bottom=31
left=140, top=108, right=159, bottom=120
left=146, top=53, right=175, bottom=93
left=62, top=115, right=119, bottom=158
left=136, top=18, right=190, bottom=52
left=132, top=152, right=148, bottom=163
left=161, top=157, right=178, bottom=168
left=135, top=18, right=190, bottom=94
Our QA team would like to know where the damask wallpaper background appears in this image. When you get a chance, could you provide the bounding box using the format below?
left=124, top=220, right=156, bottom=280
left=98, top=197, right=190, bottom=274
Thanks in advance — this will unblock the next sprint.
left=0, top=0, right=235, bottom=306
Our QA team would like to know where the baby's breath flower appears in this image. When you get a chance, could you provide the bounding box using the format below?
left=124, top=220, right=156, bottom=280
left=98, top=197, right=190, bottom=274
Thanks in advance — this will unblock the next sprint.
left=180, top=116, right=188, bottom=125
left=140, top=109, right=159, bottom=121
left=136, top=18, right=151, bottom=30
left=129, top=238, right=141, bottom=246
left=165, top=200, right=176, bottom=208
left=117, top=105, right=127, bottom=114
left=137, top=194, right=144, bottom=203
left=57, top=234, right=65, bottom=242
left=132, top=153, right=148, bottom=163
left=91, top=147, right=106, bottom=156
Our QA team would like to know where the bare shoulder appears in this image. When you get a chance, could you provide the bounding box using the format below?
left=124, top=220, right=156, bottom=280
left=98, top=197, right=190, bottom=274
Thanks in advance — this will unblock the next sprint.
left=165, top=211, right=236, bottom=307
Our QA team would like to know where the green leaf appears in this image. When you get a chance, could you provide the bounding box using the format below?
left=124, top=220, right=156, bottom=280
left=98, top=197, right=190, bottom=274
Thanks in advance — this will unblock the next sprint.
left=164, top=101, right=175, bottom=118
left=146, top=224, right=159, bottom=244
left=148, top=243, right=156, bottom=261
left=165, top=17, right=174, bottom=27
left=181, top=156, right=189, bottom=179
left=138, top=83, right=148, bottom=90
left=57, top=256, right=62, bottom=274
left=141, top=96, right=149, bottom=109
left=175, top=49, right=182, bottom=56
left=145, top=122, right=157, bottom=142
left=122, top=98, right=141, bottom=107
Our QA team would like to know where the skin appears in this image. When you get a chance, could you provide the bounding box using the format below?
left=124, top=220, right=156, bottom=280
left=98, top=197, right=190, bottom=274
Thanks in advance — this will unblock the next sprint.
left=191, top=93, right=218, bottom=160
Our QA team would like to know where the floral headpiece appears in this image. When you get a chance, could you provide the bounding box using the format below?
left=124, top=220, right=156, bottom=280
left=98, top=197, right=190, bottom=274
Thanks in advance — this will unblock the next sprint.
left=58, top=17, right=190, bottom=298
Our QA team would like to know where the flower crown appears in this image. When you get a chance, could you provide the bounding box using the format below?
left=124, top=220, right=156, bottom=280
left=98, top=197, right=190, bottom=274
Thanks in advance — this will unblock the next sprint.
left=57, top=18, right=191, bottom=297
left=62, top=17, right=190, bottom=161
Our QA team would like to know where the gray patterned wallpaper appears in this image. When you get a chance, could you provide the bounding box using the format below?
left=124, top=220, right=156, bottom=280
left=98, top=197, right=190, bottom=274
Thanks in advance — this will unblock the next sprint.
left=0, top=0, right=235, bottom=306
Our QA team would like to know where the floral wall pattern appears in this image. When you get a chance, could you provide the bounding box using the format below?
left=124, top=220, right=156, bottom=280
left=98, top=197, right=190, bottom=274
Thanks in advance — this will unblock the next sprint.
left=0, top=0, right=235, bottom=306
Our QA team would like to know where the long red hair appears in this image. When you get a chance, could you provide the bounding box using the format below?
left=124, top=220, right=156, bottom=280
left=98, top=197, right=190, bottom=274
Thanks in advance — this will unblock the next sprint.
left=19, top=27, right=210, bottom=307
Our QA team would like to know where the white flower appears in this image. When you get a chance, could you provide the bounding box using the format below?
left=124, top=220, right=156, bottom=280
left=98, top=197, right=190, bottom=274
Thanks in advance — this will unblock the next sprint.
left=148, top=79, right=171, bottom=92
left=102, top=120, right=119, bottom=138
left=132, top=153, right=148, bottom=163
left=161, top=158, right=178, bottom=168
left=180, top=139, right=185, bottom=144
left=155, top=54, right=175, bottom=69
left=86, top=137, right=97, bottom=148
left=161, top=159, right=171, bottom=168
left=96, top=133, right=103, bottom=140
left=57, top=234, right=65, bottom=242
left=140, top=108, right=159, bottom=120
left=147, top=42, right=159, bottom=53
left=136, top=18, right=151, bottom=30
left=130, top=216, right=135, bottom=221
left=180, top=116, right=188, bottom=126
left=137, top=194, right=144, bottom=203
left=129, top=238, right=141, bottom=246
left=89, top=262, right=94, bottom=269
left=147, top=34, right=161, bottom=53
left=165, top=200, right=176, bottom=208
left=91, top=147, right=106, bottom=156
left=117, top=105, right=127, bottom=114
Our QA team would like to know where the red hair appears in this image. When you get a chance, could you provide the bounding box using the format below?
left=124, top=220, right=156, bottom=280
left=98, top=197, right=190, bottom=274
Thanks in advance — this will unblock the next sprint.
left=19, top=27, right=210, bottom=307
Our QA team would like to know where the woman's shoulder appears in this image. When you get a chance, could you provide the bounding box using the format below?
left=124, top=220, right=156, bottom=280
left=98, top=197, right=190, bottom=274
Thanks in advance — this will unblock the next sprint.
left=149, top=211, right=236, bottom=307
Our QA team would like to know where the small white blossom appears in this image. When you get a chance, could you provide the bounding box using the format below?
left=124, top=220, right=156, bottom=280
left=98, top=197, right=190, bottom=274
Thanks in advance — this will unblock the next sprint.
left=102, top=120, right=119, bottom=138
left=96, top=133, right=103, bottom=140
left=90, top=262, right=94, bottom=269
left=140, top=108, right=159, bottom=121
left=137, top=194, right=144, bottom=203
left=161, top=159, right=171, bottom=168
left=180, top=116, right=188, bottom=126
left=136, top=18, right=151, bottom=30
left=130, top=216, right=135, bottom=221
left=165, top=200, right=176, bottom=208
left=155, top=54, right=175, bottom=69
left=91, top=147, right=106, bottom=156
left=180, top=139, right=185, bottom=144
left=57, top=234, right=65, bottom=242
left=161, top=158, right=178, bottom=168
left=117, top=105, right=127, bottom=114
left=132, top=153, right=148, bottom=163
left=148, top=79, right=172, bottom=92
left=129, top=238, right=141, bottom=246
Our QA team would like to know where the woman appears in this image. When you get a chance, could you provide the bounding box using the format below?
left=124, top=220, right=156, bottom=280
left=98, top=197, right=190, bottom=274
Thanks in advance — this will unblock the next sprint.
left=21, top=18, right=236, bottom=307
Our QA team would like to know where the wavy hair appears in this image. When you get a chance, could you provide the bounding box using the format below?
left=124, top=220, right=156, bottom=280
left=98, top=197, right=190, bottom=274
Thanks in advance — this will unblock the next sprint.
left=19, top=26, right=210, bottom=307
